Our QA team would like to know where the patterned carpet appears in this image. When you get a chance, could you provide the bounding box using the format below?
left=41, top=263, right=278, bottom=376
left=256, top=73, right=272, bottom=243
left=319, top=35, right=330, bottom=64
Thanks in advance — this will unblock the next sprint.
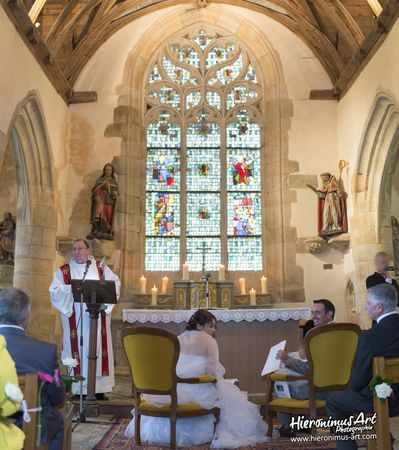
left=93, top=419, right=338, bottom=449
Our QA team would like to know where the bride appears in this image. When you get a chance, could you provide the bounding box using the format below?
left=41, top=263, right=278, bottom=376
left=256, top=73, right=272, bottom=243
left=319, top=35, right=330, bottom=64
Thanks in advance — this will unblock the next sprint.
left=125, top=309, right=278, bottom=448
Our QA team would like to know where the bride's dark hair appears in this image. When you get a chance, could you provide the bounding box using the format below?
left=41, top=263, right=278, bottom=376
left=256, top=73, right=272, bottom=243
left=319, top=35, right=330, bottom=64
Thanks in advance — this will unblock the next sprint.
left=186, top=309, right=217, bottom=331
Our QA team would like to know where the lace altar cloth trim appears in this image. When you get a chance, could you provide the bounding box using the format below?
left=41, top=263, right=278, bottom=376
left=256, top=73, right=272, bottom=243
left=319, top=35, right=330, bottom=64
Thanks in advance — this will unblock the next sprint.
left=122, top=308, right=310, bottom=323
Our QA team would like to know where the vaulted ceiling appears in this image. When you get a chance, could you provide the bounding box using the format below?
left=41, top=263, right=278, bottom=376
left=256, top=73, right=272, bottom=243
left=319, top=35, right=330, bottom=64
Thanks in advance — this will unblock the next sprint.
left=2, top=0, right=399, bottom=103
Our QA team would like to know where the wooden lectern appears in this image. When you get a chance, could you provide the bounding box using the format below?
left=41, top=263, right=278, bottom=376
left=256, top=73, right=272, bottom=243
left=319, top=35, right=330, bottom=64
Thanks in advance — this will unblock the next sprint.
left=71, top=279, right=117, bottom=417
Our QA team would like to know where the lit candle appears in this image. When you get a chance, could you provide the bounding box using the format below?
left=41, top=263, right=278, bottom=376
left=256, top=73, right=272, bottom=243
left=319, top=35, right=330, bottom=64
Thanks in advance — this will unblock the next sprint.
left=161, top=276, right=169, bottom=294
left=261, top=276, right=268, bottom=294
left=182, top=261, right=189, bottom=280
left=151, top=285, right=158, bottom=306
left=239, top=277, right=246, bottom=295
left=219, top=264, right=225, bottom=281
left=139, top=275, right=147, bottom=294
left=249, top=288, right=256, bottom=306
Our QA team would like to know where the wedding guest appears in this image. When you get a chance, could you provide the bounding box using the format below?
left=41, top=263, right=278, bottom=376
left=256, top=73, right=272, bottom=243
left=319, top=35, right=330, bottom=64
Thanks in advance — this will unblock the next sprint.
left=327, top=284, right=399, bottom=450
left=366, top=252, right=399, bottom=301
left=0, top=288, right=65, bottom=450
left=0, top=334, right=25, bottom=450
left=125, top=309, right=278, bottom=447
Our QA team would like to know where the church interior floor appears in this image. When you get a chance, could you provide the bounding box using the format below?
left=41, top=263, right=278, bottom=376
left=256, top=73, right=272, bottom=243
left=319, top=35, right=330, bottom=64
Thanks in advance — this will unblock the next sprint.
left=71, top=415, right=399, bottom=450
left=70, top=375, right=399, bottom=449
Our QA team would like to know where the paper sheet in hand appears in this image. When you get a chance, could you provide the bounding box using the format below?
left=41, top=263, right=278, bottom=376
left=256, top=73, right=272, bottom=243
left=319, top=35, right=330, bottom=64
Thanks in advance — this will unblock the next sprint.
left=261, top=340, right=286, bottom=376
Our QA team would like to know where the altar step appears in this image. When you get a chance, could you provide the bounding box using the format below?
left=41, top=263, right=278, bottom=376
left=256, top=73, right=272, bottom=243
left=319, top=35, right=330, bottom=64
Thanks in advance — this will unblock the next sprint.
left=71, top=397, right=133, bottom=418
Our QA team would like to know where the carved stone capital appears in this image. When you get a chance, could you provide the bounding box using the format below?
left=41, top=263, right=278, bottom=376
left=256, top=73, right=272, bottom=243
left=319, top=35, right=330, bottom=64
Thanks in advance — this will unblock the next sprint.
left=303, top=236, right=327, bottom=254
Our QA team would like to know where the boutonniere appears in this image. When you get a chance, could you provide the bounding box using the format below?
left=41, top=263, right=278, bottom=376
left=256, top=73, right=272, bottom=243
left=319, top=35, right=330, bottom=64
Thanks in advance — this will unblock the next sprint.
left=0, top=382, right=24, bottom=426
left=369, top=375, right=394, bottom=403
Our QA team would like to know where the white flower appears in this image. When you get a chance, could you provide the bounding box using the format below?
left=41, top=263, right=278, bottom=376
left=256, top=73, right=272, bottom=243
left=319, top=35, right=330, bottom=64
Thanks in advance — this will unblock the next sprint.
left=375, top=382, right=393, bottom=399
left=4, top=382, right=23, bottom=403
left=62, top=358, right=79, bottom=368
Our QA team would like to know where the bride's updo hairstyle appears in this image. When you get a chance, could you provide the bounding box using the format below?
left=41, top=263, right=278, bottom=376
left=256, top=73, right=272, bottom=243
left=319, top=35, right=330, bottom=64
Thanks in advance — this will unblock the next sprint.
left=186, top=309, right=217, bottom=331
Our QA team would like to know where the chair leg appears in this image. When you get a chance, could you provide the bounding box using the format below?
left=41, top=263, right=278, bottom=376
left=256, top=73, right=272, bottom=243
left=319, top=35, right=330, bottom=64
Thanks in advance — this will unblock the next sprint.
left=135, top=412, right=141, bottom=446
left=170, top=411, right=177, bottom=449
left=265, top=408, right=273, bottom=438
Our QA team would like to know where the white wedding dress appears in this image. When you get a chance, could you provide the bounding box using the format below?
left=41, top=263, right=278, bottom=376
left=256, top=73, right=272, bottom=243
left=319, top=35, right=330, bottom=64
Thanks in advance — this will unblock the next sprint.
left=125, top=330, right=277, bottom=448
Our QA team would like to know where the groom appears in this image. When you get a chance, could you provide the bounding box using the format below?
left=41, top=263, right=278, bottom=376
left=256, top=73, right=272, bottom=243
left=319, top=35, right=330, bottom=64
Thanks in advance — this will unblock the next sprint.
left=275, top=299, right=335, bottom=435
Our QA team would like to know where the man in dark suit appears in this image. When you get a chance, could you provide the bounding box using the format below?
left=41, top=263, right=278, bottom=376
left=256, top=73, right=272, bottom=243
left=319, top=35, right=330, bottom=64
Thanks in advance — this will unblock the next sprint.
left=366, top=251, right=399, bottom=300
left=327, top=283, right=399, bottom=449
left=0, top=288, right=65, bottom=450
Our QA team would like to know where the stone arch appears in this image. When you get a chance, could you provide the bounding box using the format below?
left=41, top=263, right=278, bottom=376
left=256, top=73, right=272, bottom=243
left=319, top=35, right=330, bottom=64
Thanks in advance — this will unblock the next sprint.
left=345, top=278, right=358, bottom=324
left=6, top=91, right=57, bottom=342
left=106, top=7, right=304, bottom=303
left=351, top=91, right=399, bottom=327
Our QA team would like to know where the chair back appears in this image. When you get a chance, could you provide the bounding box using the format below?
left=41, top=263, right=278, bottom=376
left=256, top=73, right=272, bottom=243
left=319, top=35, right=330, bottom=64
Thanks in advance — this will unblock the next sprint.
left=18, top=373, right=47, bottom=450
left=305, top=323, right=361, bottom=391
left=122, top=326, right=179, bottom=394
left=375, top=357, right=399, bottom=383
left=370, top=357, right=399, bottom=450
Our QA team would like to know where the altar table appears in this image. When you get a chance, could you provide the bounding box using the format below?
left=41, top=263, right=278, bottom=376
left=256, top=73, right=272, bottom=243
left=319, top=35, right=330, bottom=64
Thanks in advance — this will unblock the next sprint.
left=121, top=308, right=310, bottom=399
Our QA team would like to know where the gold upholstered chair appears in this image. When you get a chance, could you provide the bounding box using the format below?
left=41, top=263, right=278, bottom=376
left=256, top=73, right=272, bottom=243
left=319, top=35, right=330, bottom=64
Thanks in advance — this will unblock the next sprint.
left=122, top=326, right=220, bottom=449
left=263, top=323, right=361, bottom=437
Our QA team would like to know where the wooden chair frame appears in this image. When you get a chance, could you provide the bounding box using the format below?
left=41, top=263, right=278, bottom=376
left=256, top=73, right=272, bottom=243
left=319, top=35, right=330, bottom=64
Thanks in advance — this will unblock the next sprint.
left=18, top=373, right=47, bottom=450
left=263, top=323, right=361, bottom=436
left=122, top=326, right=220, bottom=449
left=366, top=356, right=399, bottom=450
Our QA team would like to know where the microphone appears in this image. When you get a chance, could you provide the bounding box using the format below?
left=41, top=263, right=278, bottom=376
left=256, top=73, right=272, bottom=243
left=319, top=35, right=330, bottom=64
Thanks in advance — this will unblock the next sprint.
left=85, top=259, right=92, bottom=269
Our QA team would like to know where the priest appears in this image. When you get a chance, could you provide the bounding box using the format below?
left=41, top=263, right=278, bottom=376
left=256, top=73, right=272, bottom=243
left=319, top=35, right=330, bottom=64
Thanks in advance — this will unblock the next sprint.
left=49, top=239, right=120, bottom=399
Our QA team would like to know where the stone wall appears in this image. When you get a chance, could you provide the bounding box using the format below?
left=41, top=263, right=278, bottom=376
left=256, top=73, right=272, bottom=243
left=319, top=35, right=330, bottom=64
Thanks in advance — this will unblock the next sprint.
left=337, top=19, right=399, bottom=327
left=0, top=7, right=68, bottom=343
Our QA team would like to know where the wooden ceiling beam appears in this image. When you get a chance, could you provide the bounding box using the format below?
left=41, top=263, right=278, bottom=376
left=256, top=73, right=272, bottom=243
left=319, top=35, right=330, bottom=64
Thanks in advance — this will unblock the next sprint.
left=311, top=0, right=364, bottom=52
left=334, top=0, right=399, bottom=98
left=69, top=90, right=98, bottom=103
left=28, top=0, right=46, bottom=23
left=295, top=0, right=323, bottom=30
left=62, top=0, right=343, bottom=85
left=91, top=0, right=118, bottom=29
left=366, top=0, right=383, bottom=16
left=0, top=0, right=98, bottom=104
left=46, top=0, right=102, bottom=53
left=1, top=0, right=72, bottom=102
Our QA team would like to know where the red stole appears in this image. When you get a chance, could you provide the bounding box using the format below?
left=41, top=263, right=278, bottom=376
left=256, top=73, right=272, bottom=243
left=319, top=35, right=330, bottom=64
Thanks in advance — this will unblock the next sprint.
left=60, top=261, right=110, bottom=377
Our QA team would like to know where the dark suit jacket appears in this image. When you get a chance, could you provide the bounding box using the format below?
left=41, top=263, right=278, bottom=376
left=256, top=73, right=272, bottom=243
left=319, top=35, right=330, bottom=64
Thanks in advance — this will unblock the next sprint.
left=350, top=314, right=399, bottom=414
left=366, top=272, right=399, bottom=303
left=0, top=326, right=65, bottom=444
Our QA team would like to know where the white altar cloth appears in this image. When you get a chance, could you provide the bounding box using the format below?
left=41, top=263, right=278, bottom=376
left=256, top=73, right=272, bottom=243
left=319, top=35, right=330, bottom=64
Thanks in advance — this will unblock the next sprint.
left=122, top=307, right=310, bottom=324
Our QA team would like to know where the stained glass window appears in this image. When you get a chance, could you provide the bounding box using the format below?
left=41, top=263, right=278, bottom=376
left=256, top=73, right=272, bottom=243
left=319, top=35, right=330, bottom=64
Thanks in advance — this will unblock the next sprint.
left=145, top=29, right=263, bottom=272
left=187, top=193, right=220, bottom=236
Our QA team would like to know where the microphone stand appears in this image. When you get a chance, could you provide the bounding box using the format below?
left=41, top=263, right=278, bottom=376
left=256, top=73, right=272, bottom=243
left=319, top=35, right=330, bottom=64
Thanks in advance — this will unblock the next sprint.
left=200, top=272, right=211, bottom=309
left=77, top=260, right=91, bottom=424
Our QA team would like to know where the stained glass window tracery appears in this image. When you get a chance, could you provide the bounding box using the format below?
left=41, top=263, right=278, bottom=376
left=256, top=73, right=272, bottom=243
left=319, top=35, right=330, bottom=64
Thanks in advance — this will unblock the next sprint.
left=145, top=29, right=263, bottom=272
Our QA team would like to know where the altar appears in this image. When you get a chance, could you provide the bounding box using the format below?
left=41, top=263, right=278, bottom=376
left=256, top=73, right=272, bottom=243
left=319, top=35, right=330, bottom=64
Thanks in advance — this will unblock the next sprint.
left=119, top=307, right=310, bottom=400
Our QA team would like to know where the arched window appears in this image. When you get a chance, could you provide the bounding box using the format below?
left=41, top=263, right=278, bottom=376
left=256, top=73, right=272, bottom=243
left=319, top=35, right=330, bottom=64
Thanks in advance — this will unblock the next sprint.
left=145, top=29, right=263, bottom=272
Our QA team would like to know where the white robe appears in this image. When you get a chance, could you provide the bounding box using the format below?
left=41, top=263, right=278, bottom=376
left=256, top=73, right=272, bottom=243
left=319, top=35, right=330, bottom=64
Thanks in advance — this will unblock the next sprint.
left=49, top=256, right=121, bottom=394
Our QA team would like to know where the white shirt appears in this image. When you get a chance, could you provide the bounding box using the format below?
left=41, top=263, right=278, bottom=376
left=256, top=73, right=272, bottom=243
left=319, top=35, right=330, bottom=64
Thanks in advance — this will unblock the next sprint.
left=376, top=311, right=398, bottom=324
